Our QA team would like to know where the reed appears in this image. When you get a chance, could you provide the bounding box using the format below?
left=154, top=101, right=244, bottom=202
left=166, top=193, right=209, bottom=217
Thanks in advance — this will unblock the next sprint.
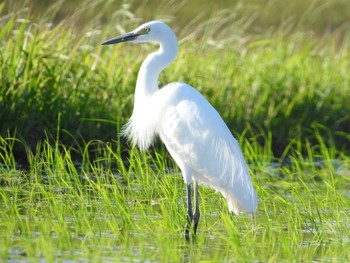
left=1, top=0, right=349, bottom=261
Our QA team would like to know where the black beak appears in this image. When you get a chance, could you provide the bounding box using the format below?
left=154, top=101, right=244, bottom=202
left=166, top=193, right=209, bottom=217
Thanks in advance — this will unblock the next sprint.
left=101, top=32, right=139, bottom=45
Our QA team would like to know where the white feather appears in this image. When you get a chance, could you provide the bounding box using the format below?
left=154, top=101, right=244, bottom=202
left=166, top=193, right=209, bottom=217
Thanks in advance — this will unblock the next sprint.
left=109, top=21, right=257, bottom=215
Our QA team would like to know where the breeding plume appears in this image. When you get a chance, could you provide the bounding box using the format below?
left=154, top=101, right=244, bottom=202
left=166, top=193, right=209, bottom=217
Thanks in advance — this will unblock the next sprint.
left=102, top=21, right=257, bottom=238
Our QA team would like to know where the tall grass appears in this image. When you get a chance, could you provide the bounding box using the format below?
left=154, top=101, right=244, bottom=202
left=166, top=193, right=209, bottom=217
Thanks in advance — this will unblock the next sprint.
left=1, top=0, right=350, bottom=156
left=0, top=132, right=349, bottom=261
left=0, top=1, right=350, bottom=261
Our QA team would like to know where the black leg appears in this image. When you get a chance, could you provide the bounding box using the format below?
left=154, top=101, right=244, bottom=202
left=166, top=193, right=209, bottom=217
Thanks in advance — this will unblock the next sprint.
left=193, top=181, right=200, bottom=234
left=251, top=212, right=255, bottom=229
left=184, top=183, right=193, bottom=241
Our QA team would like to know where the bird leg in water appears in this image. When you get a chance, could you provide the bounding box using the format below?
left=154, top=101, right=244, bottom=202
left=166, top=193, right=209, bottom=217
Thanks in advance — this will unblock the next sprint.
left=184, top=182, right=200, bottom=241
left=193, top=181, right=200, bottom=234
left=185, top=183, right=193, bottom=241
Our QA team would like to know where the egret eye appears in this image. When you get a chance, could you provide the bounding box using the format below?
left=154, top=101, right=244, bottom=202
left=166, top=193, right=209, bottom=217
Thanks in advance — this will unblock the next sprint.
left=136, top=27, right=150, bottom=35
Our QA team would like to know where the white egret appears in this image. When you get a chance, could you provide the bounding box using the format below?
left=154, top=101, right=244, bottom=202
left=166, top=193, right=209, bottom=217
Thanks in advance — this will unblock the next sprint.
left=102, top=21, right=257, bottom=238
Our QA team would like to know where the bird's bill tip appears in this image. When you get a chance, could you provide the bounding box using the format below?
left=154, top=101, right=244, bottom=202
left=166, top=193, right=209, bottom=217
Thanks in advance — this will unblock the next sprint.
left=101, top=32, right=138, bottom=45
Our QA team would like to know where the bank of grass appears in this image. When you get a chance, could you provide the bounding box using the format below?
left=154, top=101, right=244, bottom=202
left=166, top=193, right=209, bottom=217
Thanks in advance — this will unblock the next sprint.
left=0, top=134, right=349, bottom=262
left=1, top=1, right=350, bottom=156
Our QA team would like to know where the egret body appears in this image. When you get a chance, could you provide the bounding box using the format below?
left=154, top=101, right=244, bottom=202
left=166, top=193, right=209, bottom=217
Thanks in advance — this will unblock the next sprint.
left=102, top=21, right=257, bottom=238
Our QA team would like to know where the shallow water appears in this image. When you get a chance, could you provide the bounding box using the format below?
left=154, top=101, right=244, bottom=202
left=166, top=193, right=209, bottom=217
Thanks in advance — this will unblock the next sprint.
left=1, top=159, right=350, bottom=262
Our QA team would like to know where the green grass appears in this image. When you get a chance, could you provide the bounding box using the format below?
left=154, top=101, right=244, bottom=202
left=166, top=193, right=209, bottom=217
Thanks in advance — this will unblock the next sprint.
left=1, top=0, right=350, bottom=154
left=1, top=0, right=350, bottom=262
left=1, top=134, right=349, bottom=262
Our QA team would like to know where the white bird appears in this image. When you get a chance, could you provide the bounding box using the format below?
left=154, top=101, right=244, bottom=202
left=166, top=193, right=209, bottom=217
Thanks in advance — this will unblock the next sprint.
left=102, top=21, right=257, bottom=239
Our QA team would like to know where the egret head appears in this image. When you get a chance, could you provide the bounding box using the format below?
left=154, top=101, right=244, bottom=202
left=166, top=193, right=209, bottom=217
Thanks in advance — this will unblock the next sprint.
left=102, top=21, right=176, bottom=46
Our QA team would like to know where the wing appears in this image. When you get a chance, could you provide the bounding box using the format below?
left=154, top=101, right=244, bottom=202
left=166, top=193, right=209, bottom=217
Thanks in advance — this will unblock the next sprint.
left=153, top=82, right=257, bottom=214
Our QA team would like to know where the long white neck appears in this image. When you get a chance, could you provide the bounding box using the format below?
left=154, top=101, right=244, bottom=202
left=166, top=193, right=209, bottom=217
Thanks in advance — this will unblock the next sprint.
left=123, top=25, right=178, bottom=151
left=133, top=34, right=178, bottom=110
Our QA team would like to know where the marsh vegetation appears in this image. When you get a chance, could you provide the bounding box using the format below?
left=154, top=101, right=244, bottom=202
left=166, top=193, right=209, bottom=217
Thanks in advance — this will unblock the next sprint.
left=1, top=0, right=349, bottom=261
